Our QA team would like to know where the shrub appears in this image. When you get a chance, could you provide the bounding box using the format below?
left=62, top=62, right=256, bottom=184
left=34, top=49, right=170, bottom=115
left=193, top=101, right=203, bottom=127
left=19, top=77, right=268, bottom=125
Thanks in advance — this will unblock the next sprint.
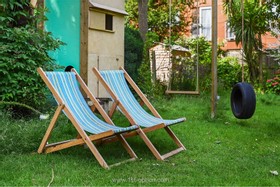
left=218, top=57, right=245, bottom=89
left=124, top=27, right=144, bottom=81
left=169, top=55, right=197, bottom=91
left=0, top=1, right=62, bottom=115
left=137, top=31, right=161, bottom=97
left=177, top=37, right=218, bottom=92
left=265, top=74, right=280, bottom=94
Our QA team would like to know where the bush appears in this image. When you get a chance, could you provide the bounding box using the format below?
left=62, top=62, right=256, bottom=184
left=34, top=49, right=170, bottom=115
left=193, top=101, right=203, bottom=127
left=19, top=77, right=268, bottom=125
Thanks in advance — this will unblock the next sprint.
left=177, top=37, right=216, bottom=92
left=265, top=74, right=280, bottom=94
left=124, top=27, right=144, bottom=81
left=137, top=31, right=161, bottom=97
left=218, top=57, right=245, bottom=89
left=169, top=55, right=197, bottom=91
left=0, top=1, right=62, bottom=115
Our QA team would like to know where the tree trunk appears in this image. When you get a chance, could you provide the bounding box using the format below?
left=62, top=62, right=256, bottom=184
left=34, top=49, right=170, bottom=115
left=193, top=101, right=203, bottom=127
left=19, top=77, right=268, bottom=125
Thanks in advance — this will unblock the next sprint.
left=257, top=34, right=263, bottom=85
left=138, top=0, right=148, bottom=41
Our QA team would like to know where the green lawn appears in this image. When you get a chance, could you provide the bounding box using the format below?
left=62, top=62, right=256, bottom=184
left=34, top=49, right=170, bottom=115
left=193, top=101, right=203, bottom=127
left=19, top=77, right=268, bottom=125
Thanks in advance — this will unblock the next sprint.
left=1, top=92, right=279, bottom=186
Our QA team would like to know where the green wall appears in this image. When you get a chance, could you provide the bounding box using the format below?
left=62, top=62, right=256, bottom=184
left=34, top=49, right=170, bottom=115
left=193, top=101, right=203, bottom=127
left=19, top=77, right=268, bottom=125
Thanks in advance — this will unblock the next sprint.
left=45, top=0, right=80, bottom=72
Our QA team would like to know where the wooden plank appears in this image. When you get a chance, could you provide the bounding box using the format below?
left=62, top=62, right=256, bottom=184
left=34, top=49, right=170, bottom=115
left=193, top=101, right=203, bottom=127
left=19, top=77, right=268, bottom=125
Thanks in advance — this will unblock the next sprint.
left=96, top=123, right=166, bottom=144
left=37, top=104, right=64, bottom=153
left=136, top=129, right=163, bottom=160
left=63, top=107, right=109, bottom=169
left=80, top=0, right=89, bottom=84
left=164, top=126, right=186, bottom=149
left=161, top=147, right=185, bottom=160
left=165, top=90, right=200, bottom=95
left=44, top=130, right=115, bottom=154
left=108, top=100, right=118, bottom=118
left=116, top=134, right=137, bottom=159
left=37, top=68, right=64, bottom=105
left=109, top=158, right=137, bottom=168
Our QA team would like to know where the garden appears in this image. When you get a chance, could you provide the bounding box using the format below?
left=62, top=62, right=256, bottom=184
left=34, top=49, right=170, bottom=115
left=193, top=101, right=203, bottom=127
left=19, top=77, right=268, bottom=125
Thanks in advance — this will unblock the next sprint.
left=1, top=0, right=280, bottom=186
left=1, top=92, right=280, bottom=186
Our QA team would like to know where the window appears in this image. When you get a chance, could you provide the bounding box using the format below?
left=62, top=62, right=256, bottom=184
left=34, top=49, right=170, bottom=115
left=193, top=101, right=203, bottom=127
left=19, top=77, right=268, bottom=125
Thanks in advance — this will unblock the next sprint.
left=105, top=14, right=113, bottom=31
left=89, top=11, right=114, bottom=32
left=269, top=5, right=280, bottom=34
left=199, top=7, right=211, bottom=40
left=226, top=22, right=235, bottom=40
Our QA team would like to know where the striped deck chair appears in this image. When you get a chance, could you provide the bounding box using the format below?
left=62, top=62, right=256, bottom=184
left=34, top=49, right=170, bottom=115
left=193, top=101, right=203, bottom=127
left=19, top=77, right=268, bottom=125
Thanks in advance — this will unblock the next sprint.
left=92, top=67, right=186, bottom=160
left=37, top=68, right=138, bottom=169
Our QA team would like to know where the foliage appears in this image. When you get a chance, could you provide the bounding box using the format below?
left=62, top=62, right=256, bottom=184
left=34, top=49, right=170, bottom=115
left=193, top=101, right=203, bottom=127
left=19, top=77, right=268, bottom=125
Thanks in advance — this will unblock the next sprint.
left=137, top=31, right=164, bottom=97
left=217, top=57, right=246, bottom=89
left=268, top=46, right=280, bottom=63
left=125, top=0, right=193, bottom=42
left=265, top=74, right=280, bottom=94
left=176, top=37, right=226, bottom=92
left=266, top=0, right=280, bottom=36
left=124, top=27, right=144, bottom=81
left=0, top=0, right=62, bottom=115
left=223, top=0, right=272, bottom=85
left=169, top=55, right=197, bottom=91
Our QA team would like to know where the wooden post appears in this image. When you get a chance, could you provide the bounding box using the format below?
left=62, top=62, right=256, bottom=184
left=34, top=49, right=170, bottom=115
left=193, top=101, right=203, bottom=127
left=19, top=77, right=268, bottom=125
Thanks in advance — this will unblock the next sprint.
left=80, top=0, right=88, bottom=84
left=151, top=50, right=156, bottom=84
left=211, top=0, right=218, bottom=118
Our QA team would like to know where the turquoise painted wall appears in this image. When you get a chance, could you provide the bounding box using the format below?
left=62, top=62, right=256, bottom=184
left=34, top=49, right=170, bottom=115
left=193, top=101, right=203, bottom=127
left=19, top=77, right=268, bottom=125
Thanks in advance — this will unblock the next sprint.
left=45, top=0, right=80, bottom=72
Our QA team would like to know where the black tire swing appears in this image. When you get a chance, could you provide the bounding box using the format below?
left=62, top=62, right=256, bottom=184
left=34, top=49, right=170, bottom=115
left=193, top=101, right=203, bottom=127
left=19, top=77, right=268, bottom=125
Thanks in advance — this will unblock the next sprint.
left=231, top=82, right=256, bottom=119
left=230, top=0, right=256, bottom=119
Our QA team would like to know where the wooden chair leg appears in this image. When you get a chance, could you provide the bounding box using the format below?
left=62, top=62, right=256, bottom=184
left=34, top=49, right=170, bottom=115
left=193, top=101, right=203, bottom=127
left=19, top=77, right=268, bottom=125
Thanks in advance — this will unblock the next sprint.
left=164, top=126, right=186, bottom=150
left=108, top=101, right=118, bottom=118
left=116, top=134, right=137, bottom=159
left=38, top=104, right=64, bottom=153
left=63, top=107, right=109, bottom=169
left=136, top=129, right=163, bottom=160
left=85, top=137, right=109, bottom=169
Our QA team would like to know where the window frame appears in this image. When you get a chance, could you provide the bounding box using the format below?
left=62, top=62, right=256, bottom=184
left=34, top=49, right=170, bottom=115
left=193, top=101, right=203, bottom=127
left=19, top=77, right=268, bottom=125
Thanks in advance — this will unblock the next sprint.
left=225, top=22, right=235, bottom=41
left=199, top=7, right=212, bottom=40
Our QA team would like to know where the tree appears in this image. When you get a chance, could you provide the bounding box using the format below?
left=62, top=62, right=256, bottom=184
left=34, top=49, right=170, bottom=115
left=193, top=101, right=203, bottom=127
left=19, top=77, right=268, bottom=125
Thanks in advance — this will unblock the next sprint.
left=137, top=0, right=148, bottom=41
left=266, top=0, right=280, bottom=35
left=224, top=0, right=276, bottom=85
left=126, top=0, right=193, bottom=42
left=124, top=27, right=144, bottom=80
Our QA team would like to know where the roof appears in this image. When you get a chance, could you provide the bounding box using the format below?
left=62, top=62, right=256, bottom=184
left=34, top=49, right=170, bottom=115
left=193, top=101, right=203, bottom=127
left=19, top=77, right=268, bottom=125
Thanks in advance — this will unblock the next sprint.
left=150, top=43, right=191, bottom=56
left=171, top=45, right=189, bottom=52
left=89, top=1, right=128, bottom=15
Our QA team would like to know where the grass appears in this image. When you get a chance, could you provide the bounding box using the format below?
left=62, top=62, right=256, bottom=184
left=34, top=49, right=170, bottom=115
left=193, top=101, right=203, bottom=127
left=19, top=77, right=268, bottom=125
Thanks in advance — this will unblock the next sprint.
left=1, top=91, right=280, bottom=186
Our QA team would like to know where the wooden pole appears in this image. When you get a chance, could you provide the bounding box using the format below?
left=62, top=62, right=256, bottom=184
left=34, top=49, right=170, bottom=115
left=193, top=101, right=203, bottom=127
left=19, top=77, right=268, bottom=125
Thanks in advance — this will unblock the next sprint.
left=152, top=51, right=156, bottom=84
left=211, top=0, right=218, bottom=118
left=80, top=0, right=88, bottom=84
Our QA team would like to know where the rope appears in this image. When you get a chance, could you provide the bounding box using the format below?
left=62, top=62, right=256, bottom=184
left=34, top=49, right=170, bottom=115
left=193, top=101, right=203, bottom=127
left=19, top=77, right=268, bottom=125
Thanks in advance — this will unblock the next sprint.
left=167, top=0, right=172, bottom=91
left=167, top=0, right=200, bottom=92
left=196, top=0, right=199, bottom=91
left=241, top=0, right=245, bottom=82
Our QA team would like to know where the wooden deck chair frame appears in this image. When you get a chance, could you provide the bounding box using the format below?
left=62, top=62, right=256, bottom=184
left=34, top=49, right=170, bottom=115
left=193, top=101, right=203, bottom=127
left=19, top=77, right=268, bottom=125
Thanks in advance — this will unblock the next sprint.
left=92, top=67, right=186, bottom=160
left=37, top=68, right=138, bottom=169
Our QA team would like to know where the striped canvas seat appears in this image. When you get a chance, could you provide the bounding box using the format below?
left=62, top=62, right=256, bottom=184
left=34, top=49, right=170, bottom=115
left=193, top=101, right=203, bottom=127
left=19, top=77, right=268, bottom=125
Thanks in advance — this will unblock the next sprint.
left=37, top=68, right=138, bottom=169
left=99, top=70, right=186, bottom=127
left=93, top=67, right=186, bottom=160
left=46, top=72, right=138, bottom=134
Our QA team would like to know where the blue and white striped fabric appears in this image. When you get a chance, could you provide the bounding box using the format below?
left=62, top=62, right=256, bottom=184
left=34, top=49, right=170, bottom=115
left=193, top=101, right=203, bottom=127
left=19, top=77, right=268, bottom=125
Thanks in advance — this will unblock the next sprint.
left=100, top=70, right=186, bottom=128
left=45, top=72, right=138, bottom=134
